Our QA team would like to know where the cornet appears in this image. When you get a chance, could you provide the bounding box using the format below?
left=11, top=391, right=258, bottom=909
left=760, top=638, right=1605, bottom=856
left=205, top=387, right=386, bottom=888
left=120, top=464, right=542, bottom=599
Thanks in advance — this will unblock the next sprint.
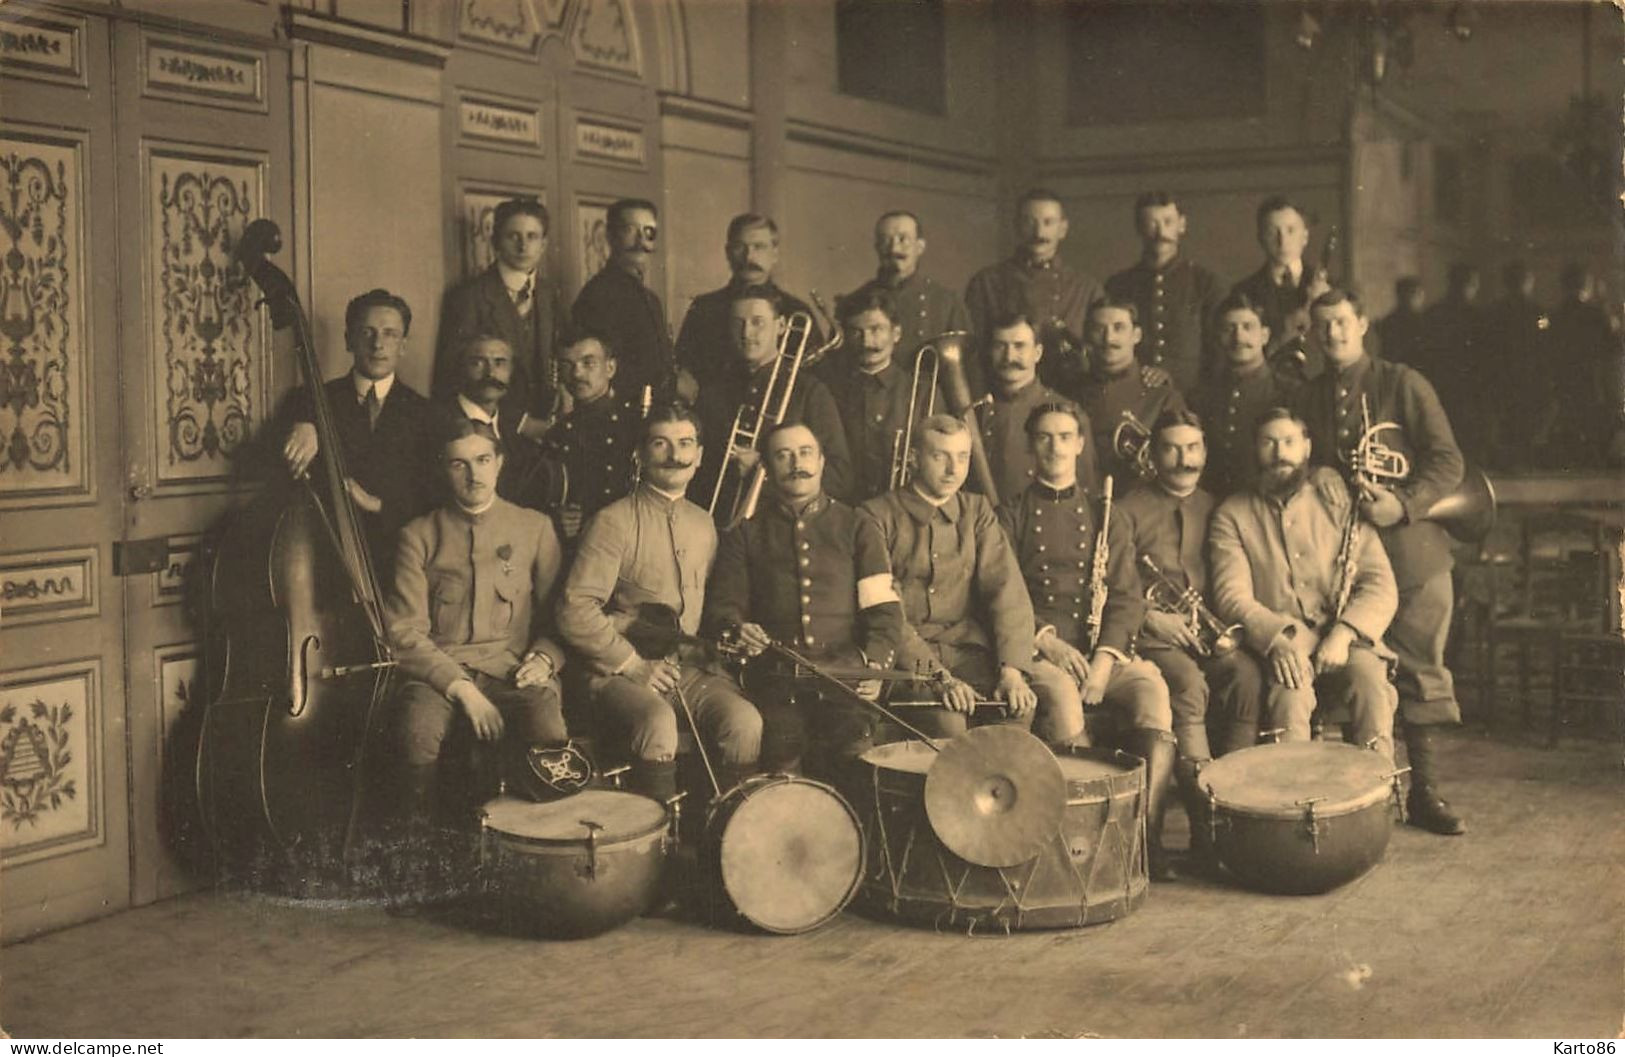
left=1138, top=555, right=1241, bottom=657
left=1111, top=410, right=1158, bottom=482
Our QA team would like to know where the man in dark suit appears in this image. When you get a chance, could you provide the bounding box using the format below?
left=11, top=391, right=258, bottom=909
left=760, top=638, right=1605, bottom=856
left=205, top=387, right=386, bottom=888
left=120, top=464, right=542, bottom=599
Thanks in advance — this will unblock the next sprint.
left=572, top=198, right=679, bottom=403
left=280, top=288, right=435, bottom=582
left=437, top=332, right=564, bottom=517
left=434, top=198, right=566, bottom=441
left=1230, top=196, right=1331, bottom=377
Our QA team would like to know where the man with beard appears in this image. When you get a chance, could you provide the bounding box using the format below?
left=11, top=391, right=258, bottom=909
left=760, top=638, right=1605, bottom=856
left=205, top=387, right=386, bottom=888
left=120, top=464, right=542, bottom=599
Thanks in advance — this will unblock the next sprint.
left=573, top=198, right=680, bottom=401
left=695, top=286, right=853, bottom=517
left=971, top=312, right=1101, bottom=502
left=435, top=198, right=566, bottom=439
left=704, top=422, right=904, bottom=774
left=966, top=189, right=1104, bottom=394
left=1190, top=292, right=1300, bottom=497
left=1209, top=407, right=1398, bottom=762
left=997, top=400, right=1181, bottom=879
left=541, top=330, right=645, bottom=540
left=862, top=416, right=1075, bottom=743
left=842, top=211, right=972, bottom=386
left=440, top=333, right=563, bottom=514
left=1116, top=409, right=1266, bottom=872
left=1075, top=295, right=1187, bottom=487
left=1230, top=196, right=1330, bottom=374
left=675, top=214, right=822, bottom=394
left=1295, top=288, right=1467, bottom=834
left=383, top=415, right=569, bottom=897
left=557, top=403, right=763, bottom=800
left=824, top=288, right=939, bottom=500
left=280, top=288, right=434, bottom=583
left=1104, top=191, right=1227, bottom=393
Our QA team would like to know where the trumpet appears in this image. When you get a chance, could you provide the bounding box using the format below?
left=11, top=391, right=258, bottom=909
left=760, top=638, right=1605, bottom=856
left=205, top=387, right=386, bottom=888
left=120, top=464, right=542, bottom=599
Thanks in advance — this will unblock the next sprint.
left=1138, top=555, right=1241, bottom=657
left=1111, top=410, right=1157, bottom=481
left=887, top=339, right=945, bottom=491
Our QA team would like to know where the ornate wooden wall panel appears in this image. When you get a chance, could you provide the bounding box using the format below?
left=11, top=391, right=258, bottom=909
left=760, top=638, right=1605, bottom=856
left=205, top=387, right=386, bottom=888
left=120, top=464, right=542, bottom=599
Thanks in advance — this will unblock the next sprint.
left=0, top=658, right=101, bottom=866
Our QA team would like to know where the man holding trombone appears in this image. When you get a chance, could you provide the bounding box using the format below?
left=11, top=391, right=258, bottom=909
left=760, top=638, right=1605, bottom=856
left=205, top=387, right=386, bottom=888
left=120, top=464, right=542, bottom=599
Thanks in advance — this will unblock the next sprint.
left=695, top=286, right=852, bottom=524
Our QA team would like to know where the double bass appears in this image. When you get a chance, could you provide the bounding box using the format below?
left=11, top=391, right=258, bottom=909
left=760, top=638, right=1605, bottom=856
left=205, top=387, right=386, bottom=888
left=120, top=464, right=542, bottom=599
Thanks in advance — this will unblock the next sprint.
left=196, top=219, right=394, bottom=894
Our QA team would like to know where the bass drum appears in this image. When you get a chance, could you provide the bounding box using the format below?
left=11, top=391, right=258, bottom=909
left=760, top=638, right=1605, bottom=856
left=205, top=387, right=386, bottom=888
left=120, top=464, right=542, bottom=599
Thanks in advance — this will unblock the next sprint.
left=703, top=774, right=864, bottom=935
left=850, top=741, right=1148, bottom=932
left=1199, top=741, right=1400, bottom=895
left=480, top=791, right=668, bottom=938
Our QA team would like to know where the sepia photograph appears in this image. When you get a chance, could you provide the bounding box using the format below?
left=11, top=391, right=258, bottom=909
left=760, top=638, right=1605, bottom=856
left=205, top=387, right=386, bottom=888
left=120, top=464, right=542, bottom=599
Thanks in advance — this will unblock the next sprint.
left=0, top=0, right=1620, bottom=1041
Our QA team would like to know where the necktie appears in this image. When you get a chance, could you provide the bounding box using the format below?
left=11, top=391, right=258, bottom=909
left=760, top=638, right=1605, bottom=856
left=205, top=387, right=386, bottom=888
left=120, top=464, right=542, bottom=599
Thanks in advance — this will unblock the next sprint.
left=515, top=277, right=533, bottom=318
left=364, top=384, right=382, bottom=430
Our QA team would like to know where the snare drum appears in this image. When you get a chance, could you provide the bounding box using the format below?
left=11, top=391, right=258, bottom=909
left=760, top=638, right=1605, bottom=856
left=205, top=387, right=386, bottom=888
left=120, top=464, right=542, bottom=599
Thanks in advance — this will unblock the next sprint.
left=1199, top=742, right=1400, bottom=895
left=849, top=741, right=1148, bottom=931
left=480, top=791, right=669, bottom=938
left=702, top=774, right=864, bottom=935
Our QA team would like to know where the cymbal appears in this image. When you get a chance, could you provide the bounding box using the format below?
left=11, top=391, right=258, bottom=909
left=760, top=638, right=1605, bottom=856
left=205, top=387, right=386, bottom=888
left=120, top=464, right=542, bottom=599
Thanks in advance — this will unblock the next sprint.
left=924, top=725, right=1066, bottom=868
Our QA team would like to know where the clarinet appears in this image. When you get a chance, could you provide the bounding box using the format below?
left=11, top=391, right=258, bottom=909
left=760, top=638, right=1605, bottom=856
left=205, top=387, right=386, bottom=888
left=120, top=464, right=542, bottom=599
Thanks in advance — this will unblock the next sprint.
left=1086, top=476, right=1114, bottom=651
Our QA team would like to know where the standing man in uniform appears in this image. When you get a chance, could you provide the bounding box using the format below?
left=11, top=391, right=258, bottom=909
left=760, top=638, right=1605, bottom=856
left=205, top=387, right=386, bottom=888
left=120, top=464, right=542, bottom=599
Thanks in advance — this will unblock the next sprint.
left=1074, top=295, right=1187, bottom=487
left=843, top=210, right=972, bottom=386
left=435, top=198, right=566, bottom=440
left=541, top=330, right=645, bottom=540
left=573, top=198, right=681, bottom=402
left=704, top=422, right=904, bottom=775
left=966, top=188, right=1104, bottom=394
left=824, top=289, right=937, bottom=501
left=1190, top=292, right=1300, bottom=498
left=1295, top=289, right=1467, bottom=834
left=674, top=213, right=821, bottom=394
left=1105, top=190, right=1226, bottom=393
left=556, top=403, right=763, bottom=800
left=998, top=400, right=1181, bottom=880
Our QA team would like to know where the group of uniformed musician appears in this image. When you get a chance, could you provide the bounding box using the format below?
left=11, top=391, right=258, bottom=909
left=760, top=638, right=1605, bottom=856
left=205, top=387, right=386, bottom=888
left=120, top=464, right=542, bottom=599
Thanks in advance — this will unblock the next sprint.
left=275, top=189, right=1473, bottom=904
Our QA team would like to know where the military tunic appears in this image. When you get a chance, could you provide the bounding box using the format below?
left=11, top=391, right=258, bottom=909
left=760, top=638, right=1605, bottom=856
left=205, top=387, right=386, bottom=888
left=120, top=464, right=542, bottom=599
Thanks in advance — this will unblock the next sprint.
left=675, top=280, right=819, bottom=391
left=1105, top=256, right=1226, bottom=393
left=1074, top=366, right=1187, bottom=487
left=823, top=360, right=937, bottom=501
left=541, top=388, right=642, bottom=522
left=1190, top=359, right=1300, bottom=499
left=966, top=256, right=1104, bottom=394
left=972, top=378, right=1102, bottom=504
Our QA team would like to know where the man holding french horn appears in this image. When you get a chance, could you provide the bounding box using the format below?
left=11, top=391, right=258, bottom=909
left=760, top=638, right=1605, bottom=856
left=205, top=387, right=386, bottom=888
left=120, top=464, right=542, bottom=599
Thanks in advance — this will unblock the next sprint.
left=1295, top=288, right=1470, bottom=836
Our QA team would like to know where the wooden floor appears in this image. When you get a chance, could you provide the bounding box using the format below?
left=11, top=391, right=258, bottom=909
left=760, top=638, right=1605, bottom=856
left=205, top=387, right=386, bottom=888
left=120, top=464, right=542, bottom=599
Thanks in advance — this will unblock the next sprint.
left=3, top=727, right=1620, bottom=1039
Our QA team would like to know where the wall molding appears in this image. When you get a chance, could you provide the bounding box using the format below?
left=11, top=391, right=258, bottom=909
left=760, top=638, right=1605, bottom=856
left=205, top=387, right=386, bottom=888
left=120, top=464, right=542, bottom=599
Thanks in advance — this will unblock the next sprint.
left=1039, top=143, right=1347, bottom=179
left=658, top=92, right=754, bottom=131
left=284, top=9, right=451, bottom=70
left=785, top=116, right=998, bottom=178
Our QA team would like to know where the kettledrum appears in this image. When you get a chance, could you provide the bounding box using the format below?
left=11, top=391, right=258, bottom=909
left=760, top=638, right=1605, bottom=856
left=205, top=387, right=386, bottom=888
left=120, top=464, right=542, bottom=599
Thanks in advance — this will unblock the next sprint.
left=702, top=773, right=865, bottom=935
left=480, top=791, right=669, bottom=938
left=1198, top=741, right=1406, bottom=895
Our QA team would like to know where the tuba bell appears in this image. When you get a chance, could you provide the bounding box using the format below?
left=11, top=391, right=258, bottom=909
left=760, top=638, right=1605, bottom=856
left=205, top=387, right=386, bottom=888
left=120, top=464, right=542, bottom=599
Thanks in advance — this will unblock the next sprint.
left=1424, top=464, right=1498, bottom=543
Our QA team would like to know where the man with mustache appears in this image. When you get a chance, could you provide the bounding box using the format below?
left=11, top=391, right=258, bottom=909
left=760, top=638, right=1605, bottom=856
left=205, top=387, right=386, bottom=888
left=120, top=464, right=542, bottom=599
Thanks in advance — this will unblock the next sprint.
left=540, top=330, right=645, bottom=539
left=997, top=399, right=1181, bottom=879
left=557, top=403, right=762, bottom=800
left=1190, top=292, right=1301, bottom=497
left=1075, top=294, right=1188, bottom=487
left=434, top=197, right=566, bottom=440
left=1230, top=196, right=1331, bottom=375
left=966, top=188, right=1104, bottom=394
left=1104, top=191, right=1227, bottom=393
left=842, top=210, right=972, bottom=389
left=572, top=198, right=681, bottom=402
left=861, top=416, right=1072, bottom=744
left=824, top=288, right=940, bottom=500
left=383, top=414, right=569, bottom=898
left=1116, top=409, right=1266, bottom=872
left=1294, top=288, right=1468, bottom=835
left=703, top=422, right=903, bottom=774
left=440, top=332, right=563, bottom=515
left=1208, top=407, right=1398, bottom=764
left=279, top=287, right=434, bottom=583
left=694, top=286, right=854, bottom=516
left=970, top=312, right=1101, bottom=502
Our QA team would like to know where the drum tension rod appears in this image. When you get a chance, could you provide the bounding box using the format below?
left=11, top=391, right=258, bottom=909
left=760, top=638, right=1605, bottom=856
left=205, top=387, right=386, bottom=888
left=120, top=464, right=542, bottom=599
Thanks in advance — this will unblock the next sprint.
left=1295, top=796, right=1327, bottom=854
left=1381, top=766, right=1412, bottom=823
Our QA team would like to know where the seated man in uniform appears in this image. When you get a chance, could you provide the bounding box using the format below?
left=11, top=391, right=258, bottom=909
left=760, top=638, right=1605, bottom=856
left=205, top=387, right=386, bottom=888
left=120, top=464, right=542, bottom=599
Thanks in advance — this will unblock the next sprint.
left=280, top=287, right=434, bottom=583
left=861, top=415, right=1075, bottom=744
left=695, top=285, right=854, bottom=516
left=383, top=415, right=569, bottom=888
left=556, top=402, right=763, bottom=800
left=997, top=399, right=1180, bottom=880
left=541, top=329, right=645, bottom=541
left=1116, top=409, right=1266, bottom=870
left=704, top=422, right=904, bottom=776
left=1208, top=408, right=1398, bottom=763
left=1074, top=294, right=1188, bottom=488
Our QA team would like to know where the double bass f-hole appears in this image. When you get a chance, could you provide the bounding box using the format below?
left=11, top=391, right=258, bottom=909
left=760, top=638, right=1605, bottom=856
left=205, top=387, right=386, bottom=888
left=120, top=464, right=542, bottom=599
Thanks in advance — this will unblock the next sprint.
left=293, top=634, right=321, bottom=717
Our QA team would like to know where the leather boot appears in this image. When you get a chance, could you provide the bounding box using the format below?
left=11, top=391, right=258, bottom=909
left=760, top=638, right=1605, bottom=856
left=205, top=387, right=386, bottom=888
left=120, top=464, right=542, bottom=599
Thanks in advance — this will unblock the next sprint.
left=1175, top=755, right=1219, bottom=876
left=1129, top=728, right=1179, bottom=882
left=629, top=756, right=679, bottom=802
left=1403, top=724, right=1466, bottom=835
left=1213, top=720, right=1258, bottom=757
left=383, top=763, right=441, bottom=912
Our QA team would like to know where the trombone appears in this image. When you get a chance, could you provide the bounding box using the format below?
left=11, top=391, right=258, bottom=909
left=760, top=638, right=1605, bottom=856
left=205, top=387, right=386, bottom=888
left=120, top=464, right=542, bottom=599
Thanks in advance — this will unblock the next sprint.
left=888, top=342, right=942, bottom=491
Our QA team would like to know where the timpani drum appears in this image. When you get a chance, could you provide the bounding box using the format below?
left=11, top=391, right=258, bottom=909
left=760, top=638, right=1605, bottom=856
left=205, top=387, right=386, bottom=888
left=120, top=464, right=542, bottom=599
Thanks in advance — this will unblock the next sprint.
left=1198, top=742, right=1401, bottom=895
left=702, top=774, right=865, bottom=935
left=480, top=791, right=669, bottom=938
left=850, top=740, right=1148, bottom=931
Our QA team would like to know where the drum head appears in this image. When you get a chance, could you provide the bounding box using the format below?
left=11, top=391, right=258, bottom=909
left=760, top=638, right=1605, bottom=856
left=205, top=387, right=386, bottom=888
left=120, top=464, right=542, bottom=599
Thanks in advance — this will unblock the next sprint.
left=860, top=738, right=941, bottom=774
left=925, top=726, right=1067, bottom=868
left=1201, top=742, right=1393, bottom=819
left=717, top=778, right=863, bottom=934
left=482, top=791, right=666, bottom=844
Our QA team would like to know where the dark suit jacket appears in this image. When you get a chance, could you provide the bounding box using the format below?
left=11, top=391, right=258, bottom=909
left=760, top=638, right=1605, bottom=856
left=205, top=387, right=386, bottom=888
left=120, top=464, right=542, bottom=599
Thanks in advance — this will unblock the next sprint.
left=432, top=393, right=564, bottom=515
left=435, top=266, right=566, bottom=425
left=675, top=280, right=820, bottom=391
left=572, top=264, right=674, bottom=399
